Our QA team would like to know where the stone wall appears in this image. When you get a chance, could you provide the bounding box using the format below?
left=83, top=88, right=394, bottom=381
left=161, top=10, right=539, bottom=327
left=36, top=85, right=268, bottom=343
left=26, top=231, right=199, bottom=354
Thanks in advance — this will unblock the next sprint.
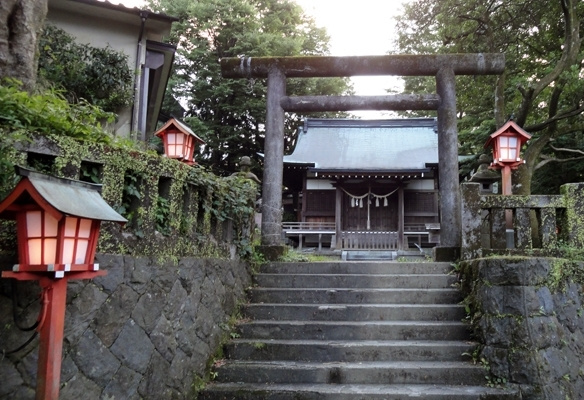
left=461, top=257, right=584, bottom=399
left=0, top=254, right=252, bottom=399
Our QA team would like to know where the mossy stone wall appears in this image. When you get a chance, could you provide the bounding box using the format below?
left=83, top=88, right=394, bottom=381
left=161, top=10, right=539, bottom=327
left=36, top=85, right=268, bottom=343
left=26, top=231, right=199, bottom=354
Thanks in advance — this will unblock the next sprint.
left=0, top=254, right=252, bottom=399
left=461, top=257, right=584, bottom=399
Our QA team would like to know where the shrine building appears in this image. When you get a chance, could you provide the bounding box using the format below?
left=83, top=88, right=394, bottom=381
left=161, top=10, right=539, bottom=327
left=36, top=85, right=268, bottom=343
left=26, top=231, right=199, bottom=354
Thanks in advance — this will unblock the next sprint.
left=281, top=118, right=441, bottom=251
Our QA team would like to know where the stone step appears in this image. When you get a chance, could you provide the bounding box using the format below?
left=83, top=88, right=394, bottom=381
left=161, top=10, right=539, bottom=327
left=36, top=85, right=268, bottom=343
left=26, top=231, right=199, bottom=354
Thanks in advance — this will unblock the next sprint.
left=198, top=260, right=522, bottom=399
left=236, top=320, right=470, bottom=341
left=248, top=287, right=462, bottom=304
left=261, top=261, right=454, bottom=275
left=254, top=273, right=458, bottom=289
left=212, top=360, right=485, bottom=385
left=242, top=303, right=466, bottom=321
left=249, top=287, right=462, bottom=304
left=224, top=339, right=476, bottom=362
left=199, top=383, right=519, bottom=400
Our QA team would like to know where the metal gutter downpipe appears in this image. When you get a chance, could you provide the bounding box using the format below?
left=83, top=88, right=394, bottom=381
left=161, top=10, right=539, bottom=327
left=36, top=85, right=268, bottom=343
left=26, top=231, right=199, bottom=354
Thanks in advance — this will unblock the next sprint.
left=131, top=11, right=148, bottom=140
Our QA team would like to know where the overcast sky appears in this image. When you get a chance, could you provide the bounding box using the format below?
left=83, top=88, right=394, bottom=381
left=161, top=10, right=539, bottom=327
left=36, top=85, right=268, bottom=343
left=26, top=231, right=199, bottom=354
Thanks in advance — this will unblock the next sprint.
left=117, top=0, right=409, bottom=118
left=292, top=0, right=409, bottom=118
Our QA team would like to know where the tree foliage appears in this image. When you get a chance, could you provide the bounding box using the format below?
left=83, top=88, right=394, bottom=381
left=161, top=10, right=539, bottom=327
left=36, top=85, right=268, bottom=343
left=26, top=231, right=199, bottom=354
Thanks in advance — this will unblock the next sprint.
left=38, top=24, right=134, bottom=113
left=394, top=0, right=584, bottom=194
left=150, top=0, right=352, bottom=175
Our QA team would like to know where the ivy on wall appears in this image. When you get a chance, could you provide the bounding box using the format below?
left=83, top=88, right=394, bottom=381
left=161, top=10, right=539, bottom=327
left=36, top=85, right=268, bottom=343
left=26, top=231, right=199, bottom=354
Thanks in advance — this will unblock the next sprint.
left=0, top=133, right=258, bottom=261
left=0, top=79, right=257, bottom=261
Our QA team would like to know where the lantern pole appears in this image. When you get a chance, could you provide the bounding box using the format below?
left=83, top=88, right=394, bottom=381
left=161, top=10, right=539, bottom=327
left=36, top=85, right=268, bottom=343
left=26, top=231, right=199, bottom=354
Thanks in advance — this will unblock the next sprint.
left=3, top=270, right=106, bottom=400
left=0, top=167, right=126, bottom=400
left=37, top=276, right=66, bottom=400
left=501, top=164, right=514, bottom=246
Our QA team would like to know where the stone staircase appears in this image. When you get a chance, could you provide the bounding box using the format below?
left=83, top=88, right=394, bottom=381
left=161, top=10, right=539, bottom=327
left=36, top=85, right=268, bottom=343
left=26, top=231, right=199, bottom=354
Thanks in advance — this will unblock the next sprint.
left=199, top=261, right=519, bottom=399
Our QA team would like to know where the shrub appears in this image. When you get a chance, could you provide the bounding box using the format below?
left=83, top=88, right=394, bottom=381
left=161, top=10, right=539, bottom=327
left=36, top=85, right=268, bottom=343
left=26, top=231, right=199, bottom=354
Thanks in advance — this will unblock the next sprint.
left=38, top=24, right=133, bottom=112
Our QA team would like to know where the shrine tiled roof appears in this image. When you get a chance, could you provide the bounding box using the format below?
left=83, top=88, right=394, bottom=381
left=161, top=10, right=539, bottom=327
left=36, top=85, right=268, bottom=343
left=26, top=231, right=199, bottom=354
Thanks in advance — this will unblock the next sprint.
left=283, top=118, right=438, bottom=171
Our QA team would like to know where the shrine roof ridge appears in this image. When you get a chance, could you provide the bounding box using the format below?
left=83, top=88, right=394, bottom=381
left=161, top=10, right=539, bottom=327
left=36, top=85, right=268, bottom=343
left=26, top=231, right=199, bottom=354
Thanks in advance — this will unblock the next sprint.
left=302, top=118, right=437, bottom=132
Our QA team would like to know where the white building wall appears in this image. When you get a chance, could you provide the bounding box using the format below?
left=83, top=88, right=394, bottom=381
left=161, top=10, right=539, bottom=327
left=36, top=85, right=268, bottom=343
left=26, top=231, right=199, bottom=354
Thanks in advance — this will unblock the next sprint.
left=405, top=179, right=435, bottom=190
left=306, top=179, right=335, bottom=190
left=46, top=0, right=174, bottom=138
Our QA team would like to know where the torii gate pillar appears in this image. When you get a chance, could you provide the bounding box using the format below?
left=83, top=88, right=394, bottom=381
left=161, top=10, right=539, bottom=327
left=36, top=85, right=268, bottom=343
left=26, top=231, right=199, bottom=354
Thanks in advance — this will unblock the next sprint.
left=435, top=67, right=461, bottom=259
left=261, top=65, right=286, bottom=249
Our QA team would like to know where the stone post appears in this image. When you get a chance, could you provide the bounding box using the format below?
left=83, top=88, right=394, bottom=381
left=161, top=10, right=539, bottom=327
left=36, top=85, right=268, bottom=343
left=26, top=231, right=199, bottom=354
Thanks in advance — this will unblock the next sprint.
left=260, top=64, right=287, bottom=257
left=435, top=67, right=461, bottom=260
left=560, top=182, right=584, bottom=248
left=460, top=183, right=482, bottom=260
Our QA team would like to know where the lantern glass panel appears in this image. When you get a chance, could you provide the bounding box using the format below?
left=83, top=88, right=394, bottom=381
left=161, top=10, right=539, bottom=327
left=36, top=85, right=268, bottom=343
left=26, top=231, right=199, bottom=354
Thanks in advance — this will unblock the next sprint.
left=75, top=240, right=89, bottom=264
left=28, top=239, right=43, bottom=264
left=62, top=238, right=75, bottom=264
left=166, top=132, right=187, bottom=158
left=78, top=218, right=92, bottom=238
left=184, top=135, right=194, bottom=161
left=64, top=217, right=77, bottom=236
left=45, top=239, right=57, bottom=263
left=62, top=238, right=89, bottom=264
left=26, top=211, right=59, bottom=264
left=499, top=136, right=518, bottom=161
left=167, top=133, right=177, bottom=157
left=508, top=137, right=518, bottom=159
left=61, top=217, right=93, bottom=264
left=26, top=211, right=42, bottom=237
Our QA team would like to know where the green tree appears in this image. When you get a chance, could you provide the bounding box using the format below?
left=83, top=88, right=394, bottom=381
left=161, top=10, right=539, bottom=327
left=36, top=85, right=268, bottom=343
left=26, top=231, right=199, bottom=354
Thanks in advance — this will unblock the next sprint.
left=38, top=24, right=134, bottom=113
left=395, top=0, right=584, bottom=194
left=150, top=0, right=352, bottom=175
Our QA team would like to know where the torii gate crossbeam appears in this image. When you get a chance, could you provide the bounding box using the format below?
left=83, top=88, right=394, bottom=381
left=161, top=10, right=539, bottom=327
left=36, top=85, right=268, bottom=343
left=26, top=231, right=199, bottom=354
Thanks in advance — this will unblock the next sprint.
left=220, top=54, right=505, bottom=260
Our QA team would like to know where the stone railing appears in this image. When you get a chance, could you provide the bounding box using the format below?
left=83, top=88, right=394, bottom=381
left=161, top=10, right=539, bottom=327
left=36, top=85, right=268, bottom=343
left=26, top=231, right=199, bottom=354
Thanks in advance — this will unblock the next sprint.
left=460, top=182, right=584, bottom=260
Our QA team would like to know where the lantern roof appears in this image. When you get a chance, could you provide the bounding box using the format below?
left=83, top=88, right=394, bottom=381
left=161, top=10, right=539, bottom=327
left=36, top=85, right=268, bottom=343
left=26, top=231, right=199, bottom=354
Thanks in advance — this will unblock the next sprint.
left=0, top=167, right=127, bottom=223
left=484, top=120, right=532, bottom=149
left=154, top=118, right=205, bottom=144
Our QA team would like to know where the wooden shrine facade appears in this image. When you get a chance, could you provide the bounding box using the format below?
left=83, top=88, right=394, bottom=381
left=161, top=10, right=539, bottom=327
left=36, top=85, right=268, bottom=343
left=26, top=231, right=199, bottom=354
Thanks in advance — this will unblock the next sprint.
left=282, top=118, right=440, bottom=250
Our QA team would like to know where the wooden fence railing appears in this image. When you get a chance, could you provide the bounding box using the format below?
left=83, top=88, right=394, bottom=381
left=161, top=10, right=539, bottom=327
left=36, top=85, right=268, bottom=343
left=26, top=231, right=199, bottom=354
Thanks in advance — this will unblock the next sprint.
left=282, top=222, right=336, bottom=232
left=340, top=231, right=399, bottom=250
left=282, top=222, right=437, bottom=251
left=282, top=222, right=335, bottom=250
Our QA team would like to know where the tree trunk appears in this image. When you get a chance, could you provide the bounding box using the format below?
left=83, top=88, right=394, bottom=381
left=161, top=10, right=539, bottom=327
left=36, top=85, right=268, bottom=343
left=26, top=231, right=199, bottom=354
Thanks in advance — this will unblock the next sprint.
left=0, top=0, right=47, bottom=91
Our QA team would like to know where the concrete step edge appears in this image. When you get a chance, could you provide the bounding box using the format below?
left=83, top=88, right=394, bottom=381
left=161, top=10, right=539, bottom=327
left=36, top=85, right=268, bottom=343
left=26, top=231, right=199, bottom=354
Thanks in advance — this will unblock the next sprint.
left=238, top=320, right=468, bottom=326
left=200, top=382, right=519, bottom=396
left=243, top=303, right=464, bottom=308
left=250, top=287, right=460, bottom=292
left=228, top=339, right=477, bottom=346
left=255, top=273, right=456, bottom=277
left=216, top=360, right=482, bottom=369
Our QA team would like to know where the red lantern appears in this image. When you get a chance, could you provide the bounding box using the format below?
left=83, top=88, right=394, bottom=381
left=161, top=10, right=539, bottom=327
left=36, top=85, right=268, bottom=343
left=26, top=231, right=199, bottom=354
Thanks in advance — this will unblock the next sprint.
left=154, top=118, right=205, bottom=165
left=484, top=120, right=531, bottom=170
left=16, top=211, right=98, bottom=270
left=484, top=120, right=532, bottom=242
left=0, top=167, right=126, bottom=399
left=0, top=167, right=126, bottom=277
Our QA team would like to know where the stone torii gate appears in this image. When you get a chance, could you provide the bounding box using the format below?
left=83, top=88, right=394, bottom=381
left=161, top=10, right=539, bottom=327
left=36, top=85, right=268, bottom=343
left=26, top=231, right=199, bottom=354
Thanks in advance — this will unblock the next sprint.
left=221, top=54, right=505, bottom=260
